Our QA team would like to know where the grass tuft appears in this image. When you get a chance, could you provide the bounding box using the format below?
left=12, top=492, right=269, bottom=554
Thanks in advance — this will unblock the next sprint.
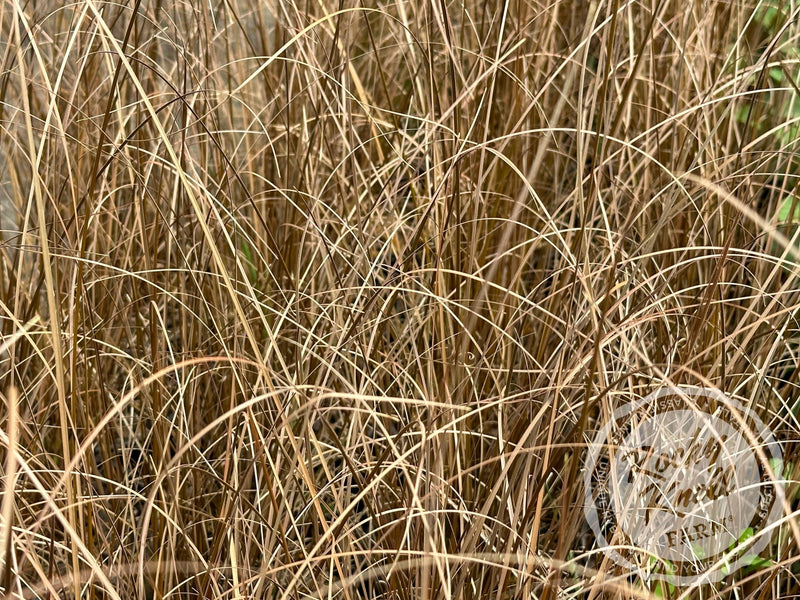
left=0, top=0, right=799, bottom=598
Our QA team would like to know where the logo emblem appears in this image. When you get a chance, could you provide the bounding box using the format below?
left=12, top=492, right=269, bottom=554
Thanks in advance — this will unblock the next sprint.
left=584, top=385, right=784, bottom=584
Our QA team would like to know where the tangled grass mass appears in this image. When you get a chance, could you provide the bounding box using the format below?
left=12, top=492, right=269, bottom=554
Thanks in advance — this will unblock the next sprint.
left=0, top=0, right=799, bottom=598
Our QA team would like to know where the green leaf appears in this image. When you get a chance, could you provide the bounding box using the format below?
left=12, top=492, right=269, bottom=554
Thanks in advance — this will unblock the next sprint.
left=647, top=557, right=677, bottom=597
left=778, top=196, right=800, bottom=224
left=653, top=579, right=676, bottom=598
left=744, top=555, right=774, bottom=569
left=240, top=241, right=258, bottom=285
left=758, top=5, right=782, bottom=32
left=736, top=105, right=751, bottom=125
left=727, top=527, right=754, bottom=554
left=691, top=542, right=707, bottom=560
left=739, top=527, right=755, bottom=544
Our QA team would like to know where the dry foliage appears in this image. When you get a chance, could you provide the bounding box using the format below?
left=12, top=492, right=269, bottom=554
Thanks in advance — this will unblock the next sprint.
left=0, top=0, right=798, bottom=598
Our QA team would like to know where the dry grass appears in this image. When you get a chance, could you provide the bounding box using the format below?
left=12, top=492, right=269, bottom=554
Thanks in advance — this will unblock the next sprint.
left=0, top=0, right=799, bottom=598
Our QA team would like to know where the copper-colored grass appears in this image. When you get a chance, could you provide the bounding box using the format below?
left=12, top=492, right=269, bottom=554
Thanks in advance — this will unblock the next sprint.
left=0, top=0, right=798, bottom=598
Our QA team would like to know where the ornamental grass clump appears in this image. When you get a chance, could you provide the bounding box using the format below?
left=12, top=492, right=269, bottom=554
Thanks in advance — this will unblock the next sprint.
left=0, top=1, right=798, bottom=599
